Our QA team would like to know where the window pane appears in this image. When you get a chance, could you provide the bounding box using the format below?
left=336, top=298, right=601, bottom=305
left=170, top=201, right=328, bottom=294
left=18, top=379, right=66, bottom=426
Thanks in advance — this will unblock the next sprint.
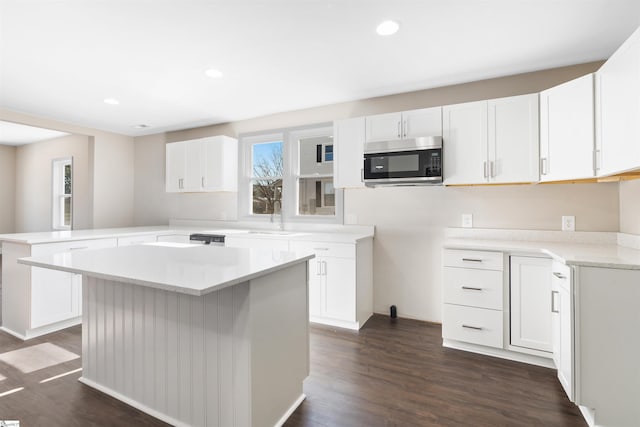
left=299, top=136, right=333, bottom=175
left=252, top=179, right=282, bottom=214
left=324, top=144, right=333, bottom=162
left=64, top=163, right=72, bottom=195
left=252, top=141, right=283, bottom=178
left=298, top=177, right=335, bottom=216
left=64, top=196, right=72, bottom=226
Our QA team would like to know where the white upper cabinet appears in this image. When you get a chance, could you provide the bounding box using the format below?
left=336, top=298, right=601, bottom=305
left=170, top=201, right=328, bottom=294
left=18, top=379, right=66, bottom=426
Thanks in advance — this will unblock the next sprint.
left=365, top=106, right=442, bottom=143
left=488, top=94, right=539, bottom=184
left=597, top=26, right=640, bottom=176
left=334, top=117, right=366, bottom=188
left=165, top=135, right=238, bottom=193
left=443, top=100, right=488, bottom=185
left=443, top=94, right=539, bottom=185
left=540, top=74, right=595, bottom=182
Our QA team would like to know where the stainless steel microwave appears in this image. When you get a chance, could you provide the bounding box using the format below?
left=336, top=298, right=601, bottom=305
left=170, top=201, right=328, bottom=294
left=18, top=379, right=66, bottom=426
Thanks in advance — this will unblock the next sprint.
left=363, top=136, right=443, bottom=186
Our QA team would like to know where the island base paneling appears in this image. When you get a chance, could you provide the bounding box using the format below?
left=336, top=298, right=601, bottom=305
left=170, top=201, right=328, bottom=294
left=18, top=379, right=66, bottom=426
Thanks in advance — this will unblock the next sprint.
left=80, top=262, right=309, bottom=427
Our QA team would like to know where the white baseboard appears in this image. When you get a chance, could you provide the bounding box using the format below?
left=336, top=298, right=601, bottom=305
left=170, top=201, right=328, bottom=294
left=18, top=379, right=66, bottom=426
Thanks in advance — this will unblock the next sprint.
left=443, top=339, right=555, bottom=368
left=79, top=377, right=188, bottom=427
left=310, top=316, right=360, bottom=330
left=0, top=317, right=82, bottom=341
left=274, top=393, right=306, bottom=427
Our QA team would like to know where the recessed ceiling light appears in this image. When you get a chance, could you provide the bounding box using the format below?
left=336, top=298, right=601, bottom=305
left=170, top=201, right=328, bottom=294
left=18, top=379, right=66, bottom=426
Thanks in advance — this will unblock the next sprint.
left=205, top=68, right=224, bottom=78
left=376, top=20, right=400, bottom=36
left=103, top=98, right=120, bottom=105
left=133, top=124, right=150, bottom=129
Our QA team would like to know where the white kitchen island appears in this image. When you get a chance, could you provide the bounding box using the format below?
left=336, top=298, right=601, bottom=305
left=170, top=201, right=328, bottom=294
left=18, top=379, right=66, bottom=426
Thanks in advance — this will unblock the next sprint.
left=19, top=243, right=314, bottom=427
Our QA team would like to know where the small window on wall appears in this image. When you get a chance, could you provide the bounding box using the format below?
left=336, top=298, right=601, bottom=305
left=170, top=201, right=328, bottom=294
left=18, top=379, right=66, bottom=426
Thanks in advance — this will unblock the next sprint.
left=52, top=157, right=72, bottom=230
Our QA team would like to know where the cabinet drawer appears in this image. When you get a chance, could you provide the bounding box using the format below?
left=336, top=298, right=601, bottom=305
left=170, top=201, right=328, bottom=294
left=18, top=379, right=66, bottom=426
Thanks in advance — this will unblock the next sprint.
left=443, top=267, right=503, bottom=310
left=32, top=238, right=118, bottom=256
left=443, top=249, right=503, bottom=271
left=289, top=241, right=355, bottom=258
left=442, top=304, right=503, bottom=348
left=117, top=235, right=157, bottom=246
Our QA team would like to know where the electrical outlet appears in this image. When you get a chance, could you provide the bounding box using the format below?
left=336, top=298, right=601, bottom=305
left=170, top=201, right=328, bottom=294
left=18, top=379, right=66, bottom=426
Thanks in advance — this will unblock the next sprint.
left=562, top=215, right=575, bottom=232
left=461, top=214, right=473, bottom=228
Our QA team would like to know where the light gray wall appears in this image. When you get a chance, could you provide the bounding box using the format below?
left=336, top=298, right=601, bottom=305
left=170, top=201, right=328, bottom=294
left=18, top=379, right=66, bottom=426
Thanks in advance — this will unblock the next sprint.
left=619, top=180, right=640, bottom=234
left=15, top=134, right=91, bottom=232
left=133, top=61, right=621, bottom=323
left=0, top=110, right=135, bottom=230
left=0, top=144, right=16, bottom=233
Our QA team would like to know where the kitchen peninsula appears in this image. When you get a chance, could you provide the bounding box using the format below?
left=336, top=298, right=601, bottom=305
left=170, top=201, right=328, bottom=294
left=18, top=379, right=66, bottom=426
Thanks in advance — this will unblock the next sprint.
left=19, top=243, right=314, bottom=427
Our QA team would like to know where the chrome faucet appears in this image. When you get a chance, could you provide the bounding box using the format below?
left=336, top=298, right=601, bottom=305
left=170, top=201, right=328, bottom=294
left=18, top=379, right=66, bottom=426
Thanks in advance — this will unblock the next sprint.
left=271, top=200, right=284, bottom=230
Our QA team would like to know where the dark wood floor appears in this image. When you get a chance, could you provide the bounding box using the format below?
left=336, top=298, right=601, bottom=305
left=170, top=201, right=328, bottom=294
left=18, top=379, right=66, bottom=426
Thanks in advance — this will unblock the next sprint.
left=0, top=315, right=585, bottom=427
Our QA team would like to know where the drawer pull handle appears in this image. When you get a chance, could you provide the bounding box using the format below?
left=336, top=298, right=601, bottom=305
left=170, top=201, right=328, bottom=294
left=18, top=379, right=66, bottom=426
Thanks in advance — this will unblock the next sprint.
left=461, top=286, right=483, bottom=291
left=552, top=272, right=566, bottom=279
left=551, top=290, right=559, bottom=313
left=69, top=246, right=89, bottom=251
left=462, top=324, right=483, bottom=331
left=462, top=258, right=482, bottom=262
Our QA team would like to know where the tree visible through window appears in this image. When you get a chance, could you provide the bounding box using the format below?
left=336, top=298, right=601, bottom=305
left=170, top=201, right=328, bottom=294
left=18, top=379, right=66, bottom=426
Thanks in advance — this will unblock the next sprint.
left=251, top=141, right=283, bottom=214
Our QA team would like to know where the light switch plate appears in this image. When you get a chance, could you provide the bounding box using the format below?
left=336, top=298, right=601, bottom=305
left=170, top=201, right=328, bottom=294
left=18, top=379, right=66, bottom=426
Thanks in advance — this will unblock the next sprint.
left=461, top=214, right=473, bottom=228
left=562, top=215, right=575, bottom=232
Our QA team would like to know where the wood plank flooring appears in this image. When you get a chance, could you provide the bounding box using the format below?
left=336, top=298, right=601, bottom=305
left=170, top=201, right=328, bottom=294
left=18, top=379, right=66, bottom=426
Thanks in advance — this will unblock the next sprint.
left=0, top=315, right=586, bottom=426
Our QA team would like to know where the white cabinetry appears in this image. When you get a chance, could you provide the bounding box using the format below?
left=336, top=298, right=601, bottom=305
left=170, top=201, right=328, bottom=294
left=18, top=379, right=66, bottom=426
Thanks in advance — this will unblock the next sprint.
left=165, top=135, right=237, bottom=192
left=509, top=256, right=553, bottom=354
left=443, top=94, right=539, bottom=185
left=290, top=239, right=372, bottom=330
left=156, top=233, right=191, bottom=244
left=365, top=107, right=442, bottom=143
left=442, top=249, right=504, bottom=349
left=540, top=74, right=595, bottom=181
left=334, top=117, right=365, bottom=188
left=596, top=26, right=640, bottom=176
left=551, top=261, right=574, bottom=401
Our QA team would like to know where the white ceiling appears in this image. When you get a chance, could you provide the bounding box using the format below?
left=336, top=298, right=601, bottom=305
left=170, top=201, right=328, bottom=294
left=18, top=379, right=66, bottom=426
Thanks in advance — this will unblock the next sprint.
left=0, top=120, right=70, bottom=145
left=1, top=0, right=640, bottom=137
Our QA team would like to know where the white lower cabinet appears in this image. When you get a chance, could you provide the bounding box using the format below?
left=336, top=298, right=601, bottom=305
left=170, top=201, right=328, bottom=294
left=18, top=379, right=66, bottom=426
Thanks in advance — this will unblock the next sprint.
left=156, top=233, right=191, bottom=244
left=509, top=256, right=553, bottom=353
left=225, top=236, right=289, bottom=250
left=551, top=261, right=574, bottom=401
left=289, top=238, right=372, bottom=330
left=442, top=249, right=504, bottom=349
left=443, top=249, right=555, bottom=365
left=25, top=238, right=117, bottom=336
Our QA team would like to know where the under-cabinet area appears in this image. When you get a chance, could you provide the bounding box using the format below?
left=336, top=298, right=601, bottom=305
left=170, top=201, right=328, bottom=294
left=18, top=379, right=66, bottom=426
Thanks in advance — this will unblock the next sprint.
left=443, top=234, right=640, bottom=427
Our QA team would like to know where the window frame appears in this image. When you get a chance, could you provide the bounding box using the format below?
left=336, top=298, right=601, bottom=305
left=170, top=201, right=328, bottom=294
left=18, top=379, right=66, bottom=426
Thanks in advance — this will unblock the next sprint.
left=52, top=157, right=73, bottom=231
left=238, top=123, right=343, bottom=225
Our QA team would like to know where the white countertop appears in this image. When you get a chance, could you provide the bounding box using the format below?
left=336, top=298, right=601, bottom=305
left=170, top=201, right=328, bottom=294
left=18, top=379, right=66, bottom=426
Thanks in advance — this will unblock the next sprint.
left=445, top=238, right=640, bottom=270
left=0, top=224, right=374, bottom=245
left=18, top=243, right=315, bottom=296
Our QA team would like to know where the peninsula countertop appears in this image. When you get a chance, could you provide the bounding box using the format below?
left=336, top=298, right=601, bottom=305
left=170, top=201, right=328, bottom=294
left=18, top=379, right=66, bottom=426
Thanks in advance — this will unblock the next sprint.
left=18, top=243, right=315, bottom=296
left=445, top=237, right=640, bottom=270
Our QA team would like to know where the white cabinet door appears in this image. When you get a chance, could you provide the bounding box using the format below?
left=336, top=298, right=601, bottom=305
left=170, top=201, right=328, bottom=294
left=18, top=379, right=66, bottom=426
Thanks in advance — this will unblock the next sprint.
left=488, top=94, right=539, bottom=183
left=510, top=256, right=553, bottom=353
left=165, top=142, right=186, bottom=192
left=166, top=136, right=238, bottom=193
left=322, top=257, right=356, bottom=321
left=365, top=112, right=403, bottom=143
left=334, top=117, right=365, bottom=188
left=443, top=100, right=488, bottom=185
left=403, top=107, right=442, bottom=139
left=308, top=258, right=322, bottom=317
left=552, top=261, right=574, bottom=401
left=597, top=26, right=640, bottom=176
left=202, top=136, right=238, bottom=191
left=156, top=234, right=191, bottom=244
left=30, top=238, right=117, bottom=328
left=540, top=74, right=595, bottom=182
